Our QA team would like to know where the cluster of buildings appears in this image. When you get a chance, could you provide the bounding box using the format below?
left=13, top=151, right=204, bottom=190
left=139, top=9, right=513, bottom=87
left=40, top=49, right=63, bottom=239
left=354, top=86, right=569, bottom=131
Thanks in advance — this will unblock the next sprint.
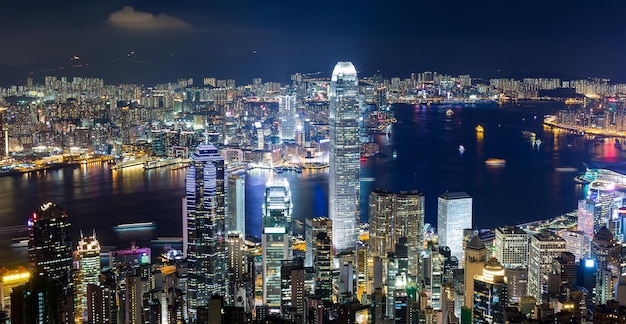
left=7, top=62, right=626, bottom=324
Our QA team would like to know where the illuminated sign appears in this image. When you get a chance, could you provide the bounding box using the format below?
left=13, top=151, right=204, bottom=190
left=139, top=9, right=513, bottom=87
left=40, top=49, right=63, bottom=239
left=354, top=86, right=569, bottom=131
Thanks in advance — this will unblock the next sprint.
left=585, top=259, right=595, bottom=268
left=2, top=272, right=30, bottom=283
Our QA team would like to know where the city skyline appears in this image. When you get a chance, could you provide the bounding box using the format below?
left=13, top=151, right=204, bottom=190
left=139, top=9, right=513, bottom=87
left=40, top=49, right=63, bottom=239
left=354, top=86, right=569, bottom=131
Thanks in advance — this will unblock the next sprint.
left=1, top=1, right=626, bottom=85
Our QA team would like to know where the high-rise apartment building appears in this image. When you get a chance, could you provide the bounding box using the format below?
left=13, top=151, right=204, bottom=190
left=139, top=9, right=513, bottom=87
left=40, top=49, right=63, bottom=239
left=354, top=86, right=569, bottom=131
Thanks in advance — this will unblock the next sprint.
left=185, top=140, right=228, bottom=311
left=262, top=178, right=292, bottom=309
left=527, top=231, right=566, bottom=301
left=75, top=230, right=101, bottom=323
left=494, top=226, right=528, bottom=268
left=437, top=192, right=472, bottom=262
left=329, top=61, right=360, bottom=252
left=369, top=190, right=425, bottom=277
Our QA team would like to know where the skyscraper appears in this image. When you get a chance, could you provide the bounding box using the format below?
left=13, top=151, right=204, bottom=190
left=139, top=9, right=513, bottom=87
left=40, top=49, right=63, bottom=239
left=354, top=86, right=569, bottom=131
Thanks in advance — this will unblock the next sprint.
left=279, top=94, right=297, bottom=141
left=25, top=201, right=74, bottom=323
left=329, top=61, right=360, bottom=252
left=228, top=174, right=246, bottom=237
left=437, top=192, right=472, bottom=262
left=75, top=230, right=101, bottom=323
left=262, top=177, right=292, bottom=309
left=185, top=140, right=228, bottom=311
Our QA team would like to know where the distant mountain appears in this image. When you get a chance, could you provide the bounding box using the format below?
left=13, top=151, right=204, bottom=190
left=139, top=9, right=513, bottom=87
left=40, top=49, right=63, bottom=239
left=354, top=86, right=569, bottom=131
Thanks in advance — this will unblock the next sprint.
left=0, top=50, right=292, bottom=87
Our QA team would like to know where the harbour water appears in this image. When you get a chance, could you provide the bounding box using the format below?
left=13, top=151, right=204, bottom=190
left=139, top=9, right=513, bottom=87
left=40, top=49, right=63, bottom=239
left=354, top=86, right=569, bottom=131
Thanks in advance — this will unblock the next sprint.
left=0, top=102, right=621, bottom=267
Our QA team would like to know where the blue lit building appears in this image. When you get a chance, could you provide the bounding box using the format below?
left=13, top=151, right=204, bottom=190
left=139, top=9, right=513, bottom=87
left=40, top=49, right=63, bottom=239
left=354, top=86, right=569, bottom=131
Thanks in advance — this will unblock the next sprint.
left=184, top=140, right=228, bottom=313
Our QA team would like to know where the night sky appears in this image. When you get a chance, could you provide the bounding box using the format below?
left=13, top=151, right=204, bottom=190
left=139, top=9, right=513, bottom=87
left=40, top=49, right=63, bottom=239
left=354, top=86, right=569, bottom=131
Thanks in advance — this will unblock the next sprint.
left=0, top=0, right=624, bottom=84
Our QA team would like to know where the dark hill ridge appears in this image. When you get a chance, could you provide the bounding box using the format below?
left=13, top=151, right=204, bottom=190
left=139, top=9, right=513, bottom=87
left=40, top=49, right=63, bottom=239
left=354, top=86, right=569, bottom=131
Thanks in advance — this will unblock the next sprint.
left=0, top=51, right=290, bottom=87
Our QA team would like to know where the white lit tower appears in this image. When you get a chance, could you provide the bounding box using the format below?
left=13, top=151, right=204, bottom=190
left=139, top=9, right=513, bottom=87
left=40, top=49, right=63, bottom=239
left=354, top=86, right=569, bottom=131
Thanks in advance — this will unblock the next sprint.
left=329, top=61, right=360, bottom=252
left=279, top=94, right=297, bottom=141
left=262, top=177, right=293, bottom=309
left=75, top=230, right=101, bottom=323
left=437, top=192, right=472, bottom=263
left=185, top=138, right=228, bottom=312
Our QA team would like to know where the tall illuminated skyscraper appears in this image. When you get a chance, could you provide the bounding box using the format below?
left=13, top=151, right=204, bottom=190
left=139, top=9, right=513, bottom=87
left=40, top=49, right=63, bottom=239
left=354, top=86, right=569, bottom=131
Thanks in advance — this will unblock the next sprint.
left=329, top=61, right=360, bottom=252
left=437, top=192, right=472, bottom=262
left=262, top=178, right=292, bottom=309
left=26, top=201, right=74, bottom=323
left=279, top=94, right=297, bottom=141
left=185, top=140, right=227, bottom=311
left=75, top=230, right=101, bottom=323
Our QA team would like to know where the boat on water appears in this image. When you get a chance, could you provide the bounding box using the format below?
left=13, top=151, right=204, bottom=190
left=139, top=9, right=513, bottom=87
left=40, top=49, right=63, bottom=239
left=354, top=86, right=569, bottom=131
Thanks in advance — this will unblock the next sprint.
left=113, top=222, right=156, bottom=231
left=476, top=125, right=484, bottom=133
left=555, top=167, right=578, bottom=172
left=392, top=150, right=398, bottom=159
left=10, top=237, right=28, bottom=248
left=485, top=158, right=506, bottom=166
left=446, top=109, right=454, bottom=116
left=459, top=145, right=465, bottom=155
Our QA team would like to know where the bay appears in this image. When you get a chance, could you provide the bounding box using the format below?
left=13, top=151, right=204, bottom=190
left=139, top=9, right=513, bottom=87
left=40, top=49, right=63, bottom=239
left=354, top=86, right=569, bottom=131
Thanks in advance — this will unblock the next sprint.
left=0, top=102, right=619, bottom=267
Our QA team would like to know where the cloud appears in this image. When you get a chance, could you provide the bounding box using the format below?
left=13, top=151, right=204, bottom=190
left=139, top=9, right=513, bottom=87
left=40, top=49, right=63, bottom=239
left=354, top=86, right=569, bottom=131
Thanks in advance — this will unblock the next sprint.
left=108, top=6, right=191, bottom=31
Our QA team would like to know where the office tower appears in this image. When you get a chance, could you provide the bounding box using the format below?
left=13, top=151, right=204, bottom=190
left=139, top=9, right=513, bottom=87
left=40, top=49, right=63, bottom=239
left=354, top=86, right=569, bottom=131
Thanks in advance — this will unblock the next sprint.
left=505, top=267, right=527, bottom=304
left=228, top=174, right=246, bottom=237
left=279, top=94, right=297, bottom=141
left=227, top=231, right=244, bottom=302
left=329, top=61, right=360, bottom=252
left=262, top=177, right=293, bottom=308
left=86, top=283, right=115, bottom=324
left=577, top=199, right=595, bottom=238
left=591, top=226, right=621, bottom=305
left=463, top=234, right=487, bottom=309
left=315, top=232, right=333, bottom=301
left=75, top=230, right=101, bottom=323
left=527, top=231, right=566, bottom=301
left=437, top=192, right=472, bottom=262
left=473, top=258, right=508, bottom=324
left=494, top=226, right=528, bottom=268
left=185, top=140, right=228, bottom=310
left=304, top=217, right=331, bottom=267
left=280, top=258, right=305, bottom=320
left=24, top=202, right=74, bottom=323
left=28, top=202, right=73, bottom=286
left=559, top=230, right=590, bottom=262
left=551, top=252, right=577, bottom=287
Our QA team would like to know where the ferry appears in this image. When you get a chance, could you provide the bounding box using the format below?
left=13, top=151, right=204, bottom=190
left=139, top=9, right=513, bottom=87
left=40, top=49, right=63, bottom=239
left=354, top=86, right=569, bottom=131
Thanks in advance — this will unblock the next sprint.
left=445, top=109, right=454, bottom=116
left=459, top=145, right=465, bottom=155
left=113, top=222, right=156, bottom=231
left=476, top=125, right=484, bottom=133
left=485, top=158, right=506, bottom=166
left=555, top=167, right=578, bottom=172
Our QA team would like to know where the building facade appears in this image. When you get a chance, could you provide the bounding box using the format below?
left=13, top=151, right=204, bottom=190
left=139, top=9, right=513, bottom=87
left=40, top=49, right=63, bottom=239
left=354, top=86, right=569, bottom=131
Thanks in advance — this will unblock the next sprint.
left=262, top=178, right=293, bottom=308
left=329, top=61, right=360, bottom=252
left=185, top=141, right=228, bottom=312
left=437, top=192, right=472, bottom=262
left=527, top=231, right=566, bottom=301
